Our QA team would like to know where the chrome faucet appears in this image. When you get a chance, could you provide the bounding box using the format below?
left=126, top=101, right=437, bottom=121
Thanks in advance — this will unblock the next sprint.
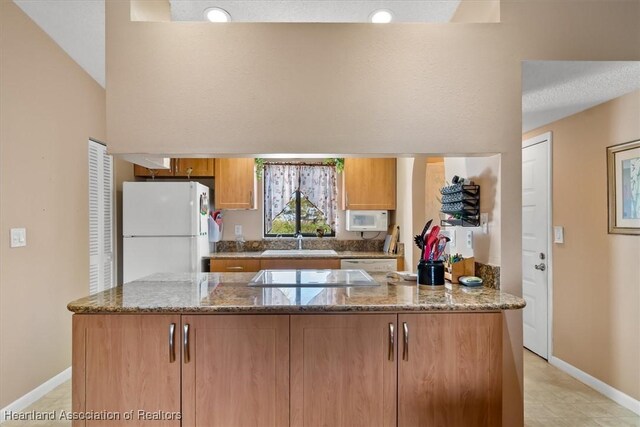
left=295, top=232, right=303, bottom=250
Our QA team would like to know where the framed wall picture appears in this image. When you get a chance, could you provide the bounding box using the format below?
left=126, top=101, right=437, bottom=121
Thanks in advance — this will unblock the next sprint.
left=607, top=139, right=640, bottom=235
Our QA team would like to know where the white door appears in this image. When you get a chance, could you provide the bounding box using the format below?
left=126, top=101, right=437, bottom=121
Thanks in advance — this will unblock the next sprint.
left=522, top=133, right=551, bottom=359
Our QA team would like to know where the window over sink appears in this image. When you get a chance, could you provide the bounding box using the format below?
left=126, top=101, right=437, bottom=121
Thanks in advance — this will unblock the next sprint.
left=263, top=163, right=337, bottom=237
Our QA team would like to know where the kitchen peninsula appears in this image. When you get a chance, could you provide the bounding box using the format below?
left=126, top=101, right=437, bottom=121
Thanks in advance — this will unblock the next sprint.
left=68, top=272, right=525, bottom=427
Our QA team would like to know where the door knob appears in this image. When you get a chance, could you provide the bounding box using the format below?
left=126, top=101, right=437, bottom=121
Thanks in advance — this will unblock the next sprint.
left=534, top=263, right=546, bottom=271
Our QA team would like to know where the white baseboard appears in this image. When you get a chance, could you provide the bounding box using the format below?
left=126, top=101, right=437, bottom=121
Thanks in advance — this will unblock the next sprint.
left=549, top=356, right=640, bottom=416
left=0, top=367, right=71, bottom=424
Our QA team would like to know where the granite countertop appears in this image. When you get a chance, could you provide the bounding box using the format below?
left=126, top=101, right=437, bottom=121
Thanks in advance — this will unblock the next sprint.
left=208, top=251, right=403, bottom=259
left=68, top=273, right=526, bottom=314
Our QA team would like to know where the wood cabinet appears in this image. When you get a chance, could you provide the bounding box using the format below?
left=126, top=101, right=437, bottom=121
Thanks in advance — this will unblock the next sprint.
left=290, top=314, right=397, bottom=427
left=210, top=258, right=261, bottom=273
left=343, top=158, right=396, bottom=210
left=72, top=314, right=181, bottom=426
left=260, top=258, right=341, bottom=270
left=174, top=158, right=214, bottom=177
left=182, top=315, right=289, bottom=427
left=397, top=313, right=502, bottom=427
left=134, top=158, right=215, bottom=178
left=73, top=312, right=503, bottom=427
left=214, top=158, right=257, bottom=209
left=134, top=163, right=174, bottom=177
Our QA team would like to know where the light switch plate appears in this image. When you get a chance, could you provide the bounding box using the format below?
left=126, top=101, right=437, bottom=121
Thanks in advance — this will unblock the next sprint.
left=480, top=213, right=489, bottom=234
left=10, top=228, right=27, bottom=248
left=554, top=226, right=564, bottom=244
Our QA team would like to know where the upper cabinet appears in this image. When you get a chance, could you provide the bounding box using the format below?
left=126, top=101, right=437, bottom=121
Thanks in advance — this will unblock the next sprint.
left=134, top=158, right=215, bottom=178
left=343, top=158, right=396, bottom=210
left=134, top=163, right=174, bottom=177
left=174, top=158, right=215, bottom=177
left=214, top=158, right=257, bottom=210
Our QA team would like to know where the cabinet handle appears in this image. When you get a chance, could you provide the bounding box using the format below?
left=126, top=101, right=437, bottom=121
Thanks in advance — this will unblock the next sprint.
left=226, top=266, right=244, bottom=270
left=250, top=190, right=254, bottom=207
left=388, top=323, right=395, bottom=361
left=183, top=324, right=190, bottom=363
left=402, top=322, right=409, bottom=361
left=346, top=192, right=349, bottom=207
left=169, top=323, right=176, bottom=363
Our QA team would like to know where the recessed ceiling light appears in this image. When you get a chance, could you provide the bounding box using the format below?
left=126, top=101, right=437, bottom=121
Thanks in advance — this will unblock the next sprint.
left=205, top=7, right=231, bottom=23
left=370, top=9, right=393, bottom=24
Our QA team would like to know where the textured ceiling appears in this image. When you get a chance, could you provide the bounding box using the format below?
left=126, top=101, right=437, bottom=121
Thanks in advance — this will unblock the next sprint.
left=522, top=61, right=640, bottom=132
left=169, top=0, right=461, bottom=23
left=14, top=0, right=105, bottom=87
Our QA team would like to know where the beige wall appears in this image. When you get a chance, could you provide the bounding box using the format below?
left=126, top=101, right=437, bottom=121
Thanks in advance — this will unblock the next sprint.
left=104, top=1, right=640, bottom=424
left=443, top=155, right=501, bottom=265
left=410, top=157, right=428, bottom=269
left=523, top=90, right=640, bottom=400
left=451, top=0, right=500, bottom=23
left=0, top=1, right=106, bottom=408
left=130, top=0, right=170, bottom=22
left=396, top=158, right=415, bottom=267
left=425, top=159, right=445, bottom=228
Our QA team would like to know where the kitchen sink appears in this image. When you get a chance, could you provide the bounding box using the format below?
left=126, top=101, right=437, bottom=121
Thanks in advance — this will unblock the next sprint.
left=260, top=249, right=338, bottom=256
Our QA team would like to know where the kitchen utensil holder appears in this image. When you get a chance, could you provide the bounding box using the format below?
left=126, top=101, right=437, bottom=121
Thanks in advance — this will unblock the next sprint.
left=444, top=257, right=475, bottom=284
left=417, top=260, right=445, bottom=286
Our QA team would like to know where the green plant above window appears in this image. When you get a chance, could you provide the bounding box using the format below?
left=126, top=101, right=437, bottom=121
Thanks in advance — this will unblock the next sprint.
left=255, top=158, right=265, bottom=180
left=323, top=158, right=344, bottom=173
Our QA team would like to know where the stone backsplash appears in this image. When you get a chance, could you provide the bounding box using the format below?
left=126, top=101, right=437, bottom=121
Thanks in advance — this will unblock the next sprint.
left=215, top=239, right=403, bottom=255
left=474, top=262, right=500, bottom=289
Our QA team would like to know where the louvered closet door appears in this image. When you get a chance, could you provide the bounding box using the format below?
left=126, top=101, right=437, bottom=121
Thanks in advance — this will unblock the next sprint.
left=88, top=140, right=114, bottom=294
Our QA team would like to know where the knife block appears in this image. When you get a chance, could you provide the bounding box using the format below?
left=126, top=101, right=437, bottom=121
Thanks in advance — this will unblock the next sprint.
left=444, top=257, right=475, bottom=284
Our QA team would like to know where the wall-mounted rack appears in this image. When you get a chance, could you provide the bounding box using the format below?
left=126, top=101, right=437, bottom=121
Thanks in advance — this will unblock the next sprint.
left=439, top=184, right=480, bottom=227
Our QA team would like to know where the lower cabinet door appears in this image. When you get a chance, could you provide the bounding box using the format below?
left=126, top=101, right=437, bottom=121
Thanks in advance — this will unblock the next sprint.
left=72, top=314, right=182, bottom=427
left=290, top=314, right=397, bottom=427
left=181, top=315, right=289, bottom=427
left=397, top=313, right=503, bottom=427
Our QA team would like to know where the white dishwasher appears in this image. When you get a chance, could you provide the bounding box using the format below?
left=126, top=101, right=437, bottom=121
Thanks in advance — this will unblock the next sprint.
left=340, top=258, right=397, bottom=272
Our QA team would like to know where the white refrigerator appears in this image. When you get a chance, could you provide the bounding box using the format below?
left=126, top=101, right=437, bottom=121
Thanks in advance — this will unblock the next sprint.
left=123, top=182, right=210, bottom=283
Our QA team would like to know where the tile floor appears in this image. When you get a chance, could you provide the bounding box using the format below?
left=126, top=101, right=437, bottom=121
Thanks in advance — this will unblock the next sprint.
left=2, top=380, right=71, bottom=427
left=1, top=350, right=638, bottom=426
left=524, top=349, right=639, bottom=426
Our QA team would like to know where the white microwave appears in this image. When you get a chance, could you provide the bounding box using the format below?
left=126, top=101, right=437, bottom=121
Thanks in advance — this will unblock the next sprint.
left=345, top=210, right=388, bottom=232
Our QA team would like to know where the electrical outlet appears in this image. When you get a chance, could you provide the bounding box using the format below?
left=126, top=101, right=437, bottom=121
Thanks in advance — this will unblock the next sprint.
left=466, top=230, right=473, bottom=249
left=234, top=225, right=243, bottom=236
left=10, top=228, right=26, bottom=248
